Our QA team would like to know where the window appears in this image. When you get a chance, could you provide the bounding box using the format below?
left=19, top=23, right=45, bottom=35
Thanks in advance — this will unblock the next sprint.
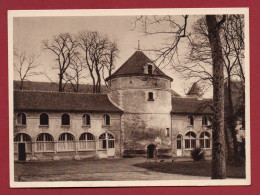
left=188, top=116, right=194, bottom=126
left=61, top=113, right=70, bottom=126
left=14, top=133, right=32, bottom=153
left=185, top=132, right=196, bottom=149
left=148, top=65, right=153, bottom=74
left=82, top=114, right=91, bottom=126
left=148, top=92, right=154, bottom=101
left=177, top=134, right=182, bottom=149
left=79, top=133, right=95, bottom=151
left=166, top=128, right=170, bottom=137
left=36, top=133, right=54, bottom=151
left=14, top=133, right=31, bottom=142
left=57, top=133, right=75, bottom=151
left=200, top=132, right=211, bottom=148
left=202, top=116, right=208, bottom=126
left=103, top=114, right=110, bottom=126
left=99, top=133, right=115, bottom=149
left=17, top=113, right=26, bottom=125
left=40, top=113, right=49, bottom=126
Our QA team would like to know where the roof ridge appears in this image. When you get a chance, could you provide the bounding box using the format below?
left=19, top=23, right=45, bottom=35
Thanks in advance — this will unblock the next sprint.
left=14, top=89, right=107, bottom=95
left=172, top=96, right=212, bottom=100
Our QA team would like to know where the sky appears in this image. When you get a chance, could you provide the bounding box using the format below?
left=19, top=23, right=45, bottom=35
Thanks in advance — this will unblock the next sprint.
left=13, top=15, right=213, bottom=97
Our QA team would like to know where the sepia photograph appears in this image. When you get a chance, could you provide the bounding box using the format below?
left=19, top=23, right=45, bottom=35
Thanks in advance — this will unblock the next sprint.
left=8, top=8, right=250, bottom=187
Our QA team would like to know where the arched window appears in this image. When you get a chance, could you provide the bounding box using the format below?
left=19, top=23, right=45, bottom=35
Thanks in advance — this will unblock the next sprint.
left=202, top=116, right=208, bottom=126
left=177, top=134, right=182, bottom=149
left=14, top=133, right=31, bottom=142
left=103, top=114, right=110, bottom=126
left=200, top=132, right=211, bottom=148
left=188, top=116, right=194, bottom=126
left=40, top=113, right=49, bottom=125
left=61, top=113, right=70, bottom=126
left=36, top=133, right=54, bottom=151
left=148, top=65, right=153, bottom=74
left=82, top=114, right=91, bottom=126
left=14, top=133, right=32, bottom=153
left=57, top=133, right=75, bottom=151
left=99, top=133, right=115, bottom=149
left=148, top=92, right=154, bottom=101
left=79, top=133, right=95, bottom=151
left=185, top=132, right=196, bottom=149
left=17, top=113, right=26, bottom=125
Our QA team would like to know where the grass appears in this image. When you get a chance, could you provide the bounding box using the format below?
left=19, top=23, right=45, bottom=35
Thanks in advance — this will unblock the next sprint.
left=134, top=160, right=245, bottom=178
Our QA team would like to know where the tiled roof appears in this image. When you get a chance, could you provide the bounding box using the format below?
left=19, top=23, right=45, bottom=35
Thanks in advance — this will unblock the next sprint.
left=14, top=81, right=109, bottom=93
left=106, top=51, right=173, bottom=81
left=14, top=90, right=122, bottom=113
left=171, top=97, right=213, bottom=114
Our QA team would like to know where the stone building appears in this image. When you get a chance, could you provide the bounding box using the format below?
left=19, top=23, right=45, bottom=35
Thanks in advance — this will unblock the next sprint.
left=13, top=51, right=213, bottom=161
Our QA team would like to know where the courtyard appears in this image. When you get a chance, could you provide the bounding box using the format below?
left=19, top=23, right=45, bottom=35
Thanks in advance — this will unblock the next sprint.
left=14, top=157, right=245, bottom=182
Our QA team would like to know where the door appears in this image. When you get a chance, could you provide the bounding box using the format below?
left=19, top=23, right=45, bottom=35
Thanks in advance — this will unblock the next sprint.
left=106, top=133, right=115, bottom=157
left=107, top=139, right=115, bottom=157
left=18, top=143, right=26, bottom=161
left=147, top=144, right=156, bottom=158
left=176, top=135, right=183, bottom=157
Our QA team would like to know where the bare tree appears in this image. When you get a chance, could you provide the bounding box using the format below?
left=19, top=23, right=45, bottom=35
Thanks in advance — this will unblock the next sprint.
left=102, top=41, right=119, bottom=86
left=63, top=52, right=85, bottom=92
left=77, top=31, right=119, bottom=93
left=134, top=15, right=190, bottom=67
left=14, top=50, right=41, bottom=90
left=182, top=15, right=245, bottom=161
left=42, top=33, right=78, bottom=92
left=134, top=14, right=228, bottom=179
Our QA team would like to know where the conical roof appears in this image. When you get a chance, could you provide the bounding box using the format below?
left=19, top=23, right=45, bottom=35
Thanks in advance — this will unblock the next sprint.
left=105, top=51, right=172, bottom=81
left=187, top=82, right=201, bottom=96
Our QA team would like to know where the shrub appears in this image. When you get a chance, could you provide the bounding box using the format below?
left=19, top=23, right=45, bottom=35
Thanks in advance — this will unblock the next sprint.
left=191, top=148, right=204, bottom=162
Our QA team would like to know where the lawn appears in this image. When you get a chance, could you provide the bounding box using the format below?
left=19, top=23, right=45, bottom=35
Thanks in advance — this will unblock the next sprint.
left=134, top=160, right=245, bottom=178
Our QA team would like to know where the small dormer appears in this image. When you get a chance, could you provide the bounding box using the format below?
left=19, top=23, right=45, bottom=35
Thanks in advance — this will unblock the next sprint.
left=143, top=62, right=154, bottom=75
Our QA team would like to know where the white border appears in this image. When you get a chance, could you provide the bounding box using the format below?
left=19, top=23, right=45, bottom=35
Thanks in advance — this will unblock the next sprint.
left=8, top=8, right=250, bottom=188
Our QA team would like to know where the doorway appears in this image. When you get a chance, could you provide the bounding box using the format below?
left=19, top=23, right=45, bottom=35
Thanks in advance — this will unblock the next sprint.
left=147, top=144, right=156, bottom=158
left=18, top=143, right=26, bottom=161
left=176, top=134, right=183, bottom=157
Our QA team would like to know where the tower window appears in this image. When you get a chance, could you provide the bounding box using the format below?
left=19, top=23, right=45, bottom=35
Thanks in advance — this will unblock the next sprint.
left=148, top=65, right=153, bottom=74
left=148, top=92, right=154, bottom=101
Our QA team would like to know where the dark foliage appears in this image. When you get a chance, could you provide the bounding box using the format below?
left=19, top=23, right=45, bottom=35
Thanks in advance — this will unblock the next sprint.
left=191, top=148, right=205, bottom=161
left=239, top=137, right=245, bottom=158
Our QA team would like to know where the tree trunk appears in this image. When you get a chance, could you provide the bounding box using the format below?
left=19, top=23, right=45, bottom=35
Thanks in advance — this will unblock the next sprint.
left=95, top=67, right=101, bottom=93
left=206, top=15, right=226, bottom=179
left=89, top=72, right=96, bottom=93
left=59, top=73, right=63, bottom=92
left=20, top=80, right=24, bottom=90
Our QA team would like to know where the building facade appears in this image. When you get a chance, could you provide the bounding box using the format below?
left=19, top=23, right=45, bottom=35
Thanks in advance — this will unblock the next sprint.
left=13, top=51, right=213, bottom=161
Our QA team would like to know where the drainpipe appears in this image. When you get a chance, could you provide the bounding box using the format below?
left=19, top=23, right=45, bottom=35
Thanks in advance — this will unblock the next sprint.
left=171, top=113, right=173, bottom=157
left=119, top=112, right=122, bottom=157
